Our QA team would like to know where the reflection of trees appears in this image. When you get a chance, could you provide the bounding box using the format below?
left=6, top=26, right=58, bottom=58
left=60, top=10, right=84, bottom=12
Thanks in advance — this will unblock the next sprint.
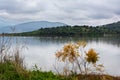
left=38, top=37, right=120, bottom=47
left=87, top=37, right=120, bottom=47
left=17, top=36, right=120, bottom=47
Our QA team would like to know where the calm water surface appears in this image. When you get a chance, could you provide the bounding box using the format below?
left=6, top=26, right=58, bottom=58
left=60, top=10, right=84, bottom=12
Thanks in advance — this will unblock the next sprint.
left=5, top=37, right=120, bottom=76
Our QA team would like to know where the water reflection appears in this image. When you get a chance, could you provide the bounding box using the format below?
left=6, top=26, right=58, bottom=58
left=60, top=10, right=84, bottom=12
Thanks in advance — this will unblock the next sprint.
left=25, top=37, right=120, bottom=47
left=20, top=36, right=120, bottom=76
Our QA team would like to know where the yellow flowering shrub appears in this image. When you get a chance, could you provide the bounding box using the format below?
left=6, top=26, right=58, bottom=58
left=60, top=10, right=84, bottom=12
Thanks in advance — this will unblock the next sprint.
left=55, top=41, right=104, bottom=75
left=55, top=43, right=80, bottom=63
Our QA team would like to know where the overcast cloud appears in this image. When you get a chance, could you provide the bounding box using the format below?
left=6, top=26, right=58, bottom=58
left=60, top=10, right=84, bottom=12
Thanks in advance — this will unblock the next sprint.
left=0, top=0, right=120, bottom=25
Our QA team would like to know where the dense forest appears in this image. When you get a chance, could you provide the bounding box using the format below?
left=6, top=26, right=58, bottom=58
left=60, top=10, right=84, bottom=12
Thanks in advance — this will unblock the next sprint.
left=11, top=25, right=120, bottom=37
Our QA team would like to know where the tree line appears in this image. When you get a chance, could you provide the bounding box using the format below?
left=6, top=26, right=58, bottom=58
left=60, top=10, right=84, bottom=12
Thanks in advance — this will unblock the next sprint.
left=4, top=25, right=120, bottom=37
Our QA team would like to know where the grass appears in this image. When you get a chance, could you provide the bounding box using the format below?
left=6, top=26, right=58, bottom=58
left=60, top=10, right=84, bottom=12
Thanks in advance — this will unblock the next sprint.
left=0, top=61, right=70, bottom=80
left=0, top=61, right=120, bottom=80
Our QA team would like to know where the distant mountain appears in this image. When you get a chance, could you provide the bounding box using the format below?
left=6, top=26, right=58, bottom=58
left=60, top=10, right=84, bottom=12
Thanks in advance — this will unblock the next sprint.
left=0, top=21, right=67, bottom=33
left=103, top=21, right=120, bottom=32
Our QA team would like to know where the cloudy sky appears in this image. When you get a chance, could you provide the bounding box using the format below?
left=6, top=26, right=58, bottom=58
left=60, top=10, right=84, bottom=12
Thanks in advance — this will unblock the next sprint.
left=0, top=0, right=120, bottom=25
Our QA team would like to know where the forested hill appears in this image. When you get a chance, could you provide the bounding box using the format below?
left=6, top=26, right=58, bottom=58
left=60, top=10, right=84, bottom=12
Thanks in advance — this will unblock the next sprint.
left=103, top=21, right=120, bottom=32
left=14, top=25, right=120, bottom=37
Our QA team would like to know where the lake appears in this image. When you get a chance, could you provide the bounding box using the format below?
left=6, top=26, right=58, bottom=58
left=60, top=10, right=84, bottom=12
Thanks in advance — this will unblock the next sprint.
left=2, top=36, right=120, bottom=76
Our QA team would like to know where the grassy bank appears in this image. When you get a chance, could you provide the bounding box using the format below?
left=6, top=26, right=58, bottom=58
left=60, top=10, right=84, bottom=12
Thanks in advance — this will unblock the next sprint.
left=0, top=61, right=120, bottom=80
left=0, top=61, right=68, bottom=80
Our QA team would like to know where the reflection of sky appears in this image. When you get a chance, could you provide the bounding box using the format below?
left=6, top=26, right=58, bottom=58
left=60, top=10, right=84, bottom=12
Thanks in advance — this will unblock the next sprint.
left=24, top=43, right=64, bottom=71
left=4, top=36, right=120, bottom=76
left=86, top=41, right=120, bottom=76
